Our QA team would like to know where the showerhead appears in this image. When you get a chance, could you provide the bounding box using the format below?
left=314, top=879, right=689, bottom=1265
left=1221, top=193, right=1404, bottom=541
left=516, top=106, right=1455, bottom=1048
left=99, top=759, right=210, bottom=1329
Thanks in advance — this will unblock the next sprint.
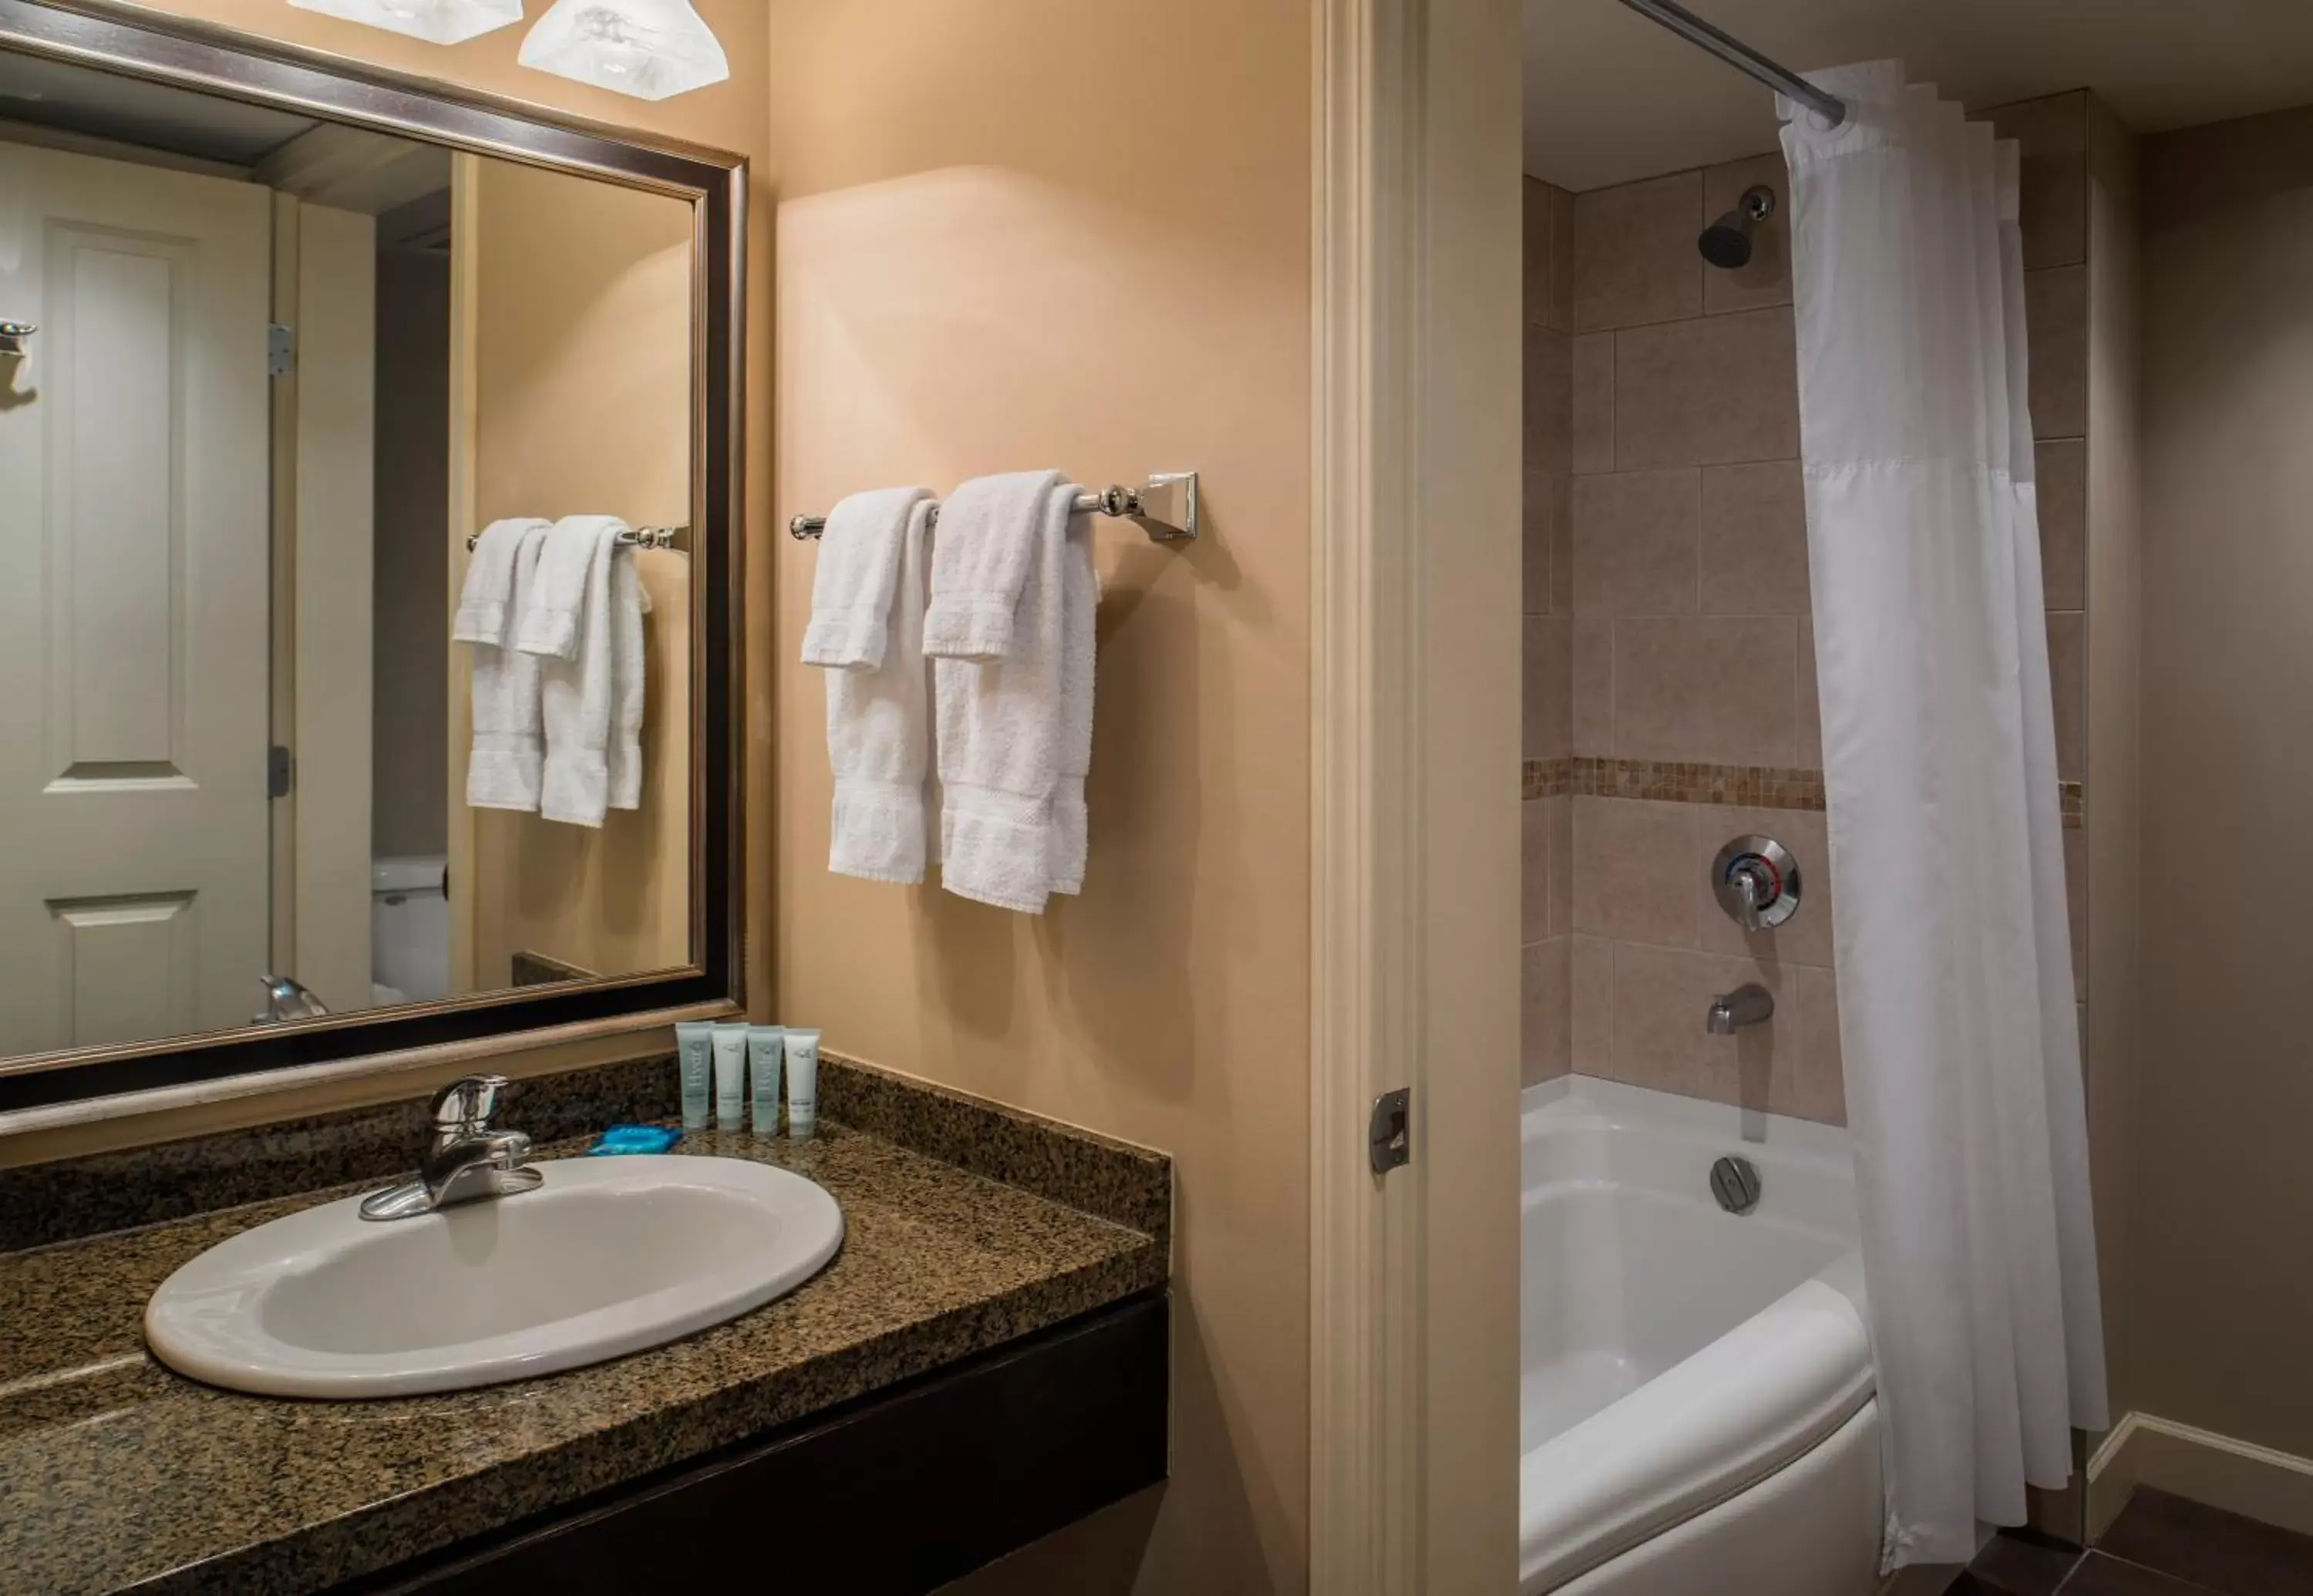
left=1699, top=184, right=1776, bottom=270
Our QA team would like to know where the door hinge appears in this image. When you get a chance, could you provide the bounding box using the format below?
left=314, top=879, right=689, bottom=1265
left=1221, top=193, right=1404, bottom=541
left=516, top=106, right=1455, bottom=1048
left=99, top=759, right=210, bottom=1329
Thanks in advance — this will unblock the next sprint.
left=1369, top=1087, right=1411, bottom=1177
left=268, top=744, right=293, bottom=798
left=268, top=323, right=295, bottom=377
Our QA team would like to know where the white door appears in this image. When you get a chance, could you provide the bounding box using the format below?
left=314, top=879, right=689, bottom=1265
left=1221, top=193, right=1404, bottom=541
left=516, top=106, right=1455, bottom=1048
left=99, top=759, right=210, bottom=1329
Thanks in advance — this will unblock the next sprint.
left=0, top=144, right=273, bottom=1057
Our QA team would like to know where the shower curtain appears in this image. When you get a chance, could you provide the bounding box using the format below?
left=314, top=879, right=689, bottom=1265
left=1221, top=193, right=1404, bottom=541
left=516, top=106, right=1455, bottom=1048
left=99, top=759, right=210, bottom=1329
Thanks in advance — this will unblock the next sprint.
left=1778, top=62, right=2107, bottom=1570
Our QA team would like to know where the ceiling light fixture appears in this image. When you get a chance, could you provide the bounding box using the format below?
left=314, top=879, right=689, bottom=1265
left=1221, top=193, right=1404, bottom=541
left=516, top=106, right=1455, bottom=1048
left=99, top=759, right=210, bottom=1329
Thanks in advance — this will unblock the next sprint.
left=288, top=0, right=524, bottom=45
left=518, top=0, right=729, bottom=101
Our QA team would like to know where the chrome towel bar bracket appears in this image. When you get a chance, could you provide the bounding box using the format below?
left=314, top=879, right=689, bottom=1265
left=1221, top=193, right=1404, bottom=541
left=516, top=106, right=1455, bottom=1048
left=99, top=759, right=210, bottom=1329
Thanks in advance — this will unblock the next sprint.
left=790, top=471, right=1200, bottom=544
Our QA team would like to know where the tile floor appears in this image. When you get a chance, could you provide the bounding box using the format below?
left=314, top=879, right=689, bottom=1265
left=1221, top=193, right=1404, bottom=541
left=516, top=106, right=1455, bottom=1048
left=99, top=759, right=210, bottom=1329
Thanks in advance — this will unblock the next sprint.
left=1957, top=1487, right=2313, bottom=1594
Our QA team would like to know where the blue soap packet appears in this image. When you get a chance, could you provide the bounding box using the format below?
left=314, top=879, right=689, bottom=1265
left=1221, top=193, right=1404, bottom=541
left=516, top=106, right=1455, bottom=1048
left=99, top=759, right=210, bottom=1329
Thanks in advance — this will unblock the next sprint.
left=587, top=1124, right=684, bottom=1156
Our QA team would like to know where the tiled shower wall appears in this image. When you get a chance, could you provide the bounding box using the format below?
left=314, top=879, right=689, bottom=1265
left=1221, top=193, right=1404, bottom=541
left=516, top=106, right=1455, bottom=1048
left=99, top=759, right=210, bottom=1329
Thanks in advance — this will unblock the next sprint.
left=1520, top=95, right=2099, bottom=1124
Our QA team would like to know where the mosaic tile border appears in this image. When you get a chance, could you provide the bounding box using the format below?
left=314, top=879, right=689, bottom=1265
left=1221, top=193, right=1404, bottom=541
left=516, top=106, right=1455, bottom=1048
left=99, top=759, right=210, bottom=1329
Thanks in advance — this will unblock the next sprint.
left=1525, top=757, right=2085, bottom=829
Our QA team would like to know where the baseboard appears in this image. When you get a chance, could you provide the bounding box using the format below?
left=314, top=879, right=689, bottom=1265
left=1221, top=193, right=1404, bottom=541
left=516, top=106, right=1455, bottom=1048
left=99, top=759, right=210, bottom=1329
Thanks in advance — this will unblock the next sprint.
left=2087, top=1411, right=2313, bottom=1540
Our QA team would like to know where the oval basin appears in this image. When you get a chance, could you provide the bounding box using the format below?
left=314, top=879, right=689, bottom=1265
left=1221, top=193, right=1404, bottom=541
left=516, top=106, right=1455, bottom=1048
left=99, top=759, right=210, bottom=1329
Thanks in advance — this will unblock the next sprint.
left=144, top=1155, right=843, bottom=1398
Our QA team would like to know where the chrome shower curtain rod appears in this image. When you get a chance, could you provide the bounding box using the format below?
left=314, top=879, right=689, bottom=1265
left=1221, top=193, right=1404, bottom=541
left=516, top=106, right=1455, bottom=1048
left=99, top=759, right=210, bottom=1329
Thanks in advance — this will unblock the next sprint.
left=1614, top=0, right=1847, bottom=128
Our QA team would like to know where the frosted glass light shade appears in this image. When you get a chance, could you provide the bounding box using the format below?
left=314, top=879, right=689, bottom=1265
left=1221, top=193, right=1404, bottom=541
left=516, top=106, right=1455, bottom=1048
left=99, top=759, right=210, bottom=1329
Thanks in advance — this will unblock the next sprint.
left=288, top=0, right=523, bottom=45
left=518, top=0, right=729, bottom=100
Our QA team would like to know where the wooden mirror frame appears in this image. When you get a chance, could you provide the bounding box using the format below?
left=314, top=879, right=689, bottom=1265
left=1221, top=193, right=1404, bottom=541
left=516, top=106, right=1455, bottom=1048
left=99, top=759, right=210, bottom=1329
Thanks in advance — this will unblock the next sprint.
left=0, top=0, right=745, bottom=1113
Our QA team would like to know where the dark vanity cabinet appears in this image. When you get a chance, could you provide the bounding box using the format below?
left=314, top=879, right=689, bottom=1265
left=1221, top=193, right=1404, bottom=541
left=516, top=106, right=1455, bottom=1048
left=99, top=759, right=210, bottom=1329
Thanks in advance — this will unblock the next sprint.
left=346, top=1295, right=1170, bottom=1595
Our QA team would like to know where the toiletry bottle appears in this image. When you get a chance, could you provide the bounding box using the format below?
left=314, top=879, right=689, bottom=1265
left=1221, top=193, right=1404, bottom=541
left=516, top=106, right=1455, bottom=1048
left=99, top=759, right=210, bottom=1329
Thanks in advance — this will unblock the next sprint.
left=674, top=1021, right=714, bottom=1130
left=747, top=1025, right=786, bottom=1134
left=709, top=1021, right=749, bottom=1132
left=785, top=1028, right=821, bottom=1140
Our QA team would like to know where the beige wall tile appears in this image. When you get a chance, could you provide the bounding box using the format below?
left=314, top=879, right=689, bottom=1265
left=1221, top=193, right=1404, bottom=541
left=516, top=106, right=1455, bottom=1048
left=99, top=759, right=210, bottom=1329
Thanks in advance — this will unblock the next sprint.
left=1614, top=308, right=1800, bottom=469
left=1524, top=614, right=1573, bottom=761
left=1550, top=183, right=1577, bottom=334
left=1547, top=795, right=1574, bottom=938
left=1571, top=935, right=1613, bottom=1072
left=1784, top=966, right=1848, bottom=1125
left=1525, top=323, right=1573, bottom=476
left=1523, top=937, right=1571, bottom=1086
left=2046, top=609, right=2085, bottom=782
left=1699, top=459, right=1809, bottom=614
left=2019, top=148, right=2089, bottom=271
left=1613, top=616, right=1800, bottom=766
left=1606, top=941, right=1797, bottom=1110
left=1694, top=805, right=1837, bottom=968
left=1523, top=175, right=1556, bottom=330
left=1549, top=472, right=1575, bottom=614
left=2036, top=438, right=2087, bottom=610
left=1572, top=469, right=1701, bottom=616
left=1573, top=618, right=1613, bottom=754
left=1572, top=796, right=1699, bottom=948
left=1701, top=153, right=1792, bottom=315
left=1980, top=90, right=2089, bottom=158
left=1573, top=171, right=1703, bottom=332
left=1523, top=468, right=1557, bottom=615
left=1796, top=617, right=1822, bottom=769
left=1978, top=92, right=2088, bottom=271
left=2025, top=265, right=2088, bottom=439
left=1521, top=797, right=1551, bottom=945
left=1573, top=332, right=1615, bottom=474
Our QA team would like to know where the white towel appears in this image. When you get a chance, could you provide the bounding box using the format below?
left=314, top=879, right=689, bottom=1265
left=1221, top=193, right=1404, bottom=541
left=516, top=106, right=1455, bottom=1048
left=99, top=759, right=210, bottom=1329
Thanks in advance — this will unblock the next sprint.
left=804, top=486, right=929, bottom=668
left=465, top=521, right=553, bottom=811
left=518, top=513, right=626, bottom=660
left=921, top=470, right=1065, bottom=662
left=524, top=519, right=641, bottom=827
left=807, top=489, right=938, bottom=882
left=453, top=517, right=547, bottom=645
left=928, top=474, right=1096, bottom=914
left=1049, top=511, right=1098, bottom=897
left=607, top=539, right=647, bottom=813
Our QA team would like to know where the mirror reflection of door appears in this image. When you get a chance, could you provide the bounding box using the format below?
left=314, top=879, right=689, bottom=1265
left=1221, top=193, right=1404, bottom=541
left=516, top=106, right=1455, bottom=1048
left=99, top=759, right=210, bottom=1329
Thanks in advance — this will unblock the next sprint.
left=0, top=41, right=699, bottom=1072
left=0, top=145, right=271, bottom=1056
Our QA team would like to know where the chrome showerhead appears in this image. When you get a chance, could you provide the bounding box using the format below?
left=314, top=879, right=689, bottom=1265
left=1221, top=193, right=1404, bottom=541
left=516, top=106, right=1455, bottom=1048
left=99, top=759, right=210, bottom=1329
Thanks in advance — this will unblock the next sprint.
left=1699, top=184, right=1776, bottom=270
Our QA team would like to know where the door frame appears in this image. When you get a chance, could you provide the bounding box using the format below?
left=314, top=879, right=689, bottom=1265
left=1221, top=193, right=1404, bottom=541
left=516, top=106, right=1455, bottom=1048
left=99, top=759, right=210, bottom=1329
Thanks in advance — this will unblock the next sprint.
left=1309, top=0, right=1524, bottom=1590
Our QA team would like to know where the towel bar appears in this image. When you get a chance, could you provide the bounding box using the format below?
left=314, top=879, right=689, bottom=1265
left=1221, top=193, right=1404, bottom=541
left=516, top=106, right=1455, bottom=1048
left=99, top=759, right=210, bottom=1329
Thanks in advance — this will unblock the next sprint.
left=463, top=525, right=685, bottom=552
left=790, top=472, right=1199, bottom=544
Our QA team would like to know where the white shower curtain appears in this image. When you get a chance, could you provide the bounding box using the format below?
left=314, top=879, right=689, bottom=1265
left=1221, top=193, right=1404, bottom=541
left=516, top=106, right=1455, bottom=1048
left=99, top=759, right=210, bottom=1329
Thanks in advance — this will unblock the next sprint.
left=1778, top=62, right=2107, bottom=1570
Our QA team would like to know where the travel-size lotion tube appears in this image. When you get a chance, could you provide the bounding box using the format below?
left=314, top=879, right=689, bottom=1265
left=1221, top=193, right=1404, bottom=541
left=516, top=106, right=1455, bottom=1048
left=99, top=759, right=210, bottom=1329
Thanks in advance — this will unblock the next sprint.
left=785, top=1028, right=821, bottom=1140
left=710, top=1021, right=749, bottom=1131
left=674, top=1021, right=714, bottom=1131
left=747, top=1025, right=786, bottom=1134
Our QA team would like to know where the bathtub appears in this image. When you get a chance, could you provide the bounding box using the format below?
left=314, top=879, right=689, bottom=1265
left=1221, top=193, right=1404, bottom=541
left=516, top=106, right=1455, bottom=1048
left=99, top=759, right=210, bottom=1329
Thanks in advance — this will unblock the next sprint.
left=1520, top=1076, right=1881, bottom=1595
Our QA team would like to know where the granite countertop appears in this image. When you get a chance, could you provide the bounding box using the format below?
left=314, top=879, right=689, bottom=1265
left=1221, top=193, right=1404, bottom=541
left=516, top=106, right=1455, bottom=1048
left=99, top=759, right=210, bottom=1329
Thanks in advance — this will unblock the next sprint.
left=0, top=1101, right=1168, bottom=1596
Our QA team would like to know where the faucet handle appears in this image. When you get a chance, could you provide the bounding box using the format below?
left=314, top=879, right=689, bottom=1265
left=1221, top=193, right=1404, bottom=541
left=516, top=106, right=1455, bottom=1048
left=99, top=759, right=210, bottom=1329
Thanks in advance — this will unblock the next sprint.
left=429, top=1074, right=511, bottom=1130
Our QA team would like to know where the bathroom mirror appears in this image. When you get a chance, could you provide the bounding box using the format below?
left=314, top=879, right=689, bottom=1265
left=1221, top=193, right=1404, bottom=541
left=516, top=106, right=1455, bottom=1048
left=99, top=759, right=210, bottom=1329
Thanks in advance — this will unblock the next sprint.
left=0, top=1, right=742, bottom=1110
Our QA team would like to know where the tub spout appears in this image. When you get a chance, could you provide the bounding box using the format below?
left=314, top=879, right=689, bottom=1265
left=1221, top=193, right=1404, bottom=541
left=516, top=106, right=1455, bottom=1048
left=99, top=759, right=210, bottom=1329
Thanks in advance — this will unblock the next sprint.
left=1706, top=982, right=1775, bottom=1035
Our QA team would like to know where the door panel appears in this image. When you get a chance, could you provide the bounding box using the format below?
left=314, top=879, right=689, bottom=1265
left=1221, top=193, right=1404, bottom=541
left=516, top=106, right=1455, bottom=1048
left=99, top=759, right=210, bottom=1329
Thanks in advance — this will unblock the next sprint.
left=46, top=892, right=199, bottom=1049
left=0, top=143, right=271, bottom=1056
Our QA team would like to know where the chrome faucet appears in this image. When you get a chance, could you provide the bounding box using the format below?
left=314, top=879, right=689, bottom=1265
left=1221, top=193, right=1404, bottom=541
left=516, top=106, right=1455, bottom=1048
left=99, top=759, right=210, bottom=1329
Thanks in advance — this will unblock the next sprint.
left=255, top=973, right=329, bottom=1023
left=1706, top=982, right=1775, bottom=1035
left=359, top=1074, right=543, bottom=1221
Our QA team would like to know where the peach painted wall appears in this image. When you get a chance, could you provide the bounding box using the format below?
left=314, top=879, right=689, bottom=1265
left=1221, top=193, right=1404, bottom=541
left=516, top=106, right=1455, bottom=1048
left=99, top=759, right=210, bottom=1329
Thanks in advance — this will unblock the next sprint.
left=761, top=5, right=1312, bottom=1591
left=1521, top=95, right=2099, bottom=1129
left=2137, top=102, right=2313, bottom=1461
left=462, top=161, right=693, bottom=988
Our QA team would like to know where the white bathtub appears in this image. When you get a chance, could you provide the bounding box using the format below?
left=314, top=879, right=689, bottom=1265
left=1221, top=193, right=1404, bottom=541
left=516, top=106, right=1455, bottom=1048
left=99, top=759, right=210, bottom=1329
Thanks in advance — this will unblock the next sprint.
left=1520, top=1076, right=1882, bottom=1595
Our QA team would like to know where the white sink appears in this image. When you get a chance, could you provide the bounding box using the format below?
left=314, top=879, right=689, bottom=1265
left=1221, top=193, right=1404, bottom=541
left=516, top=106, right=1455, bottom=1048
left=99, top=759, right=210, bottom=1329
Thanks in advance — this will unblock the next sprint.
left=144, top=1155, right=843, bottom=1399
